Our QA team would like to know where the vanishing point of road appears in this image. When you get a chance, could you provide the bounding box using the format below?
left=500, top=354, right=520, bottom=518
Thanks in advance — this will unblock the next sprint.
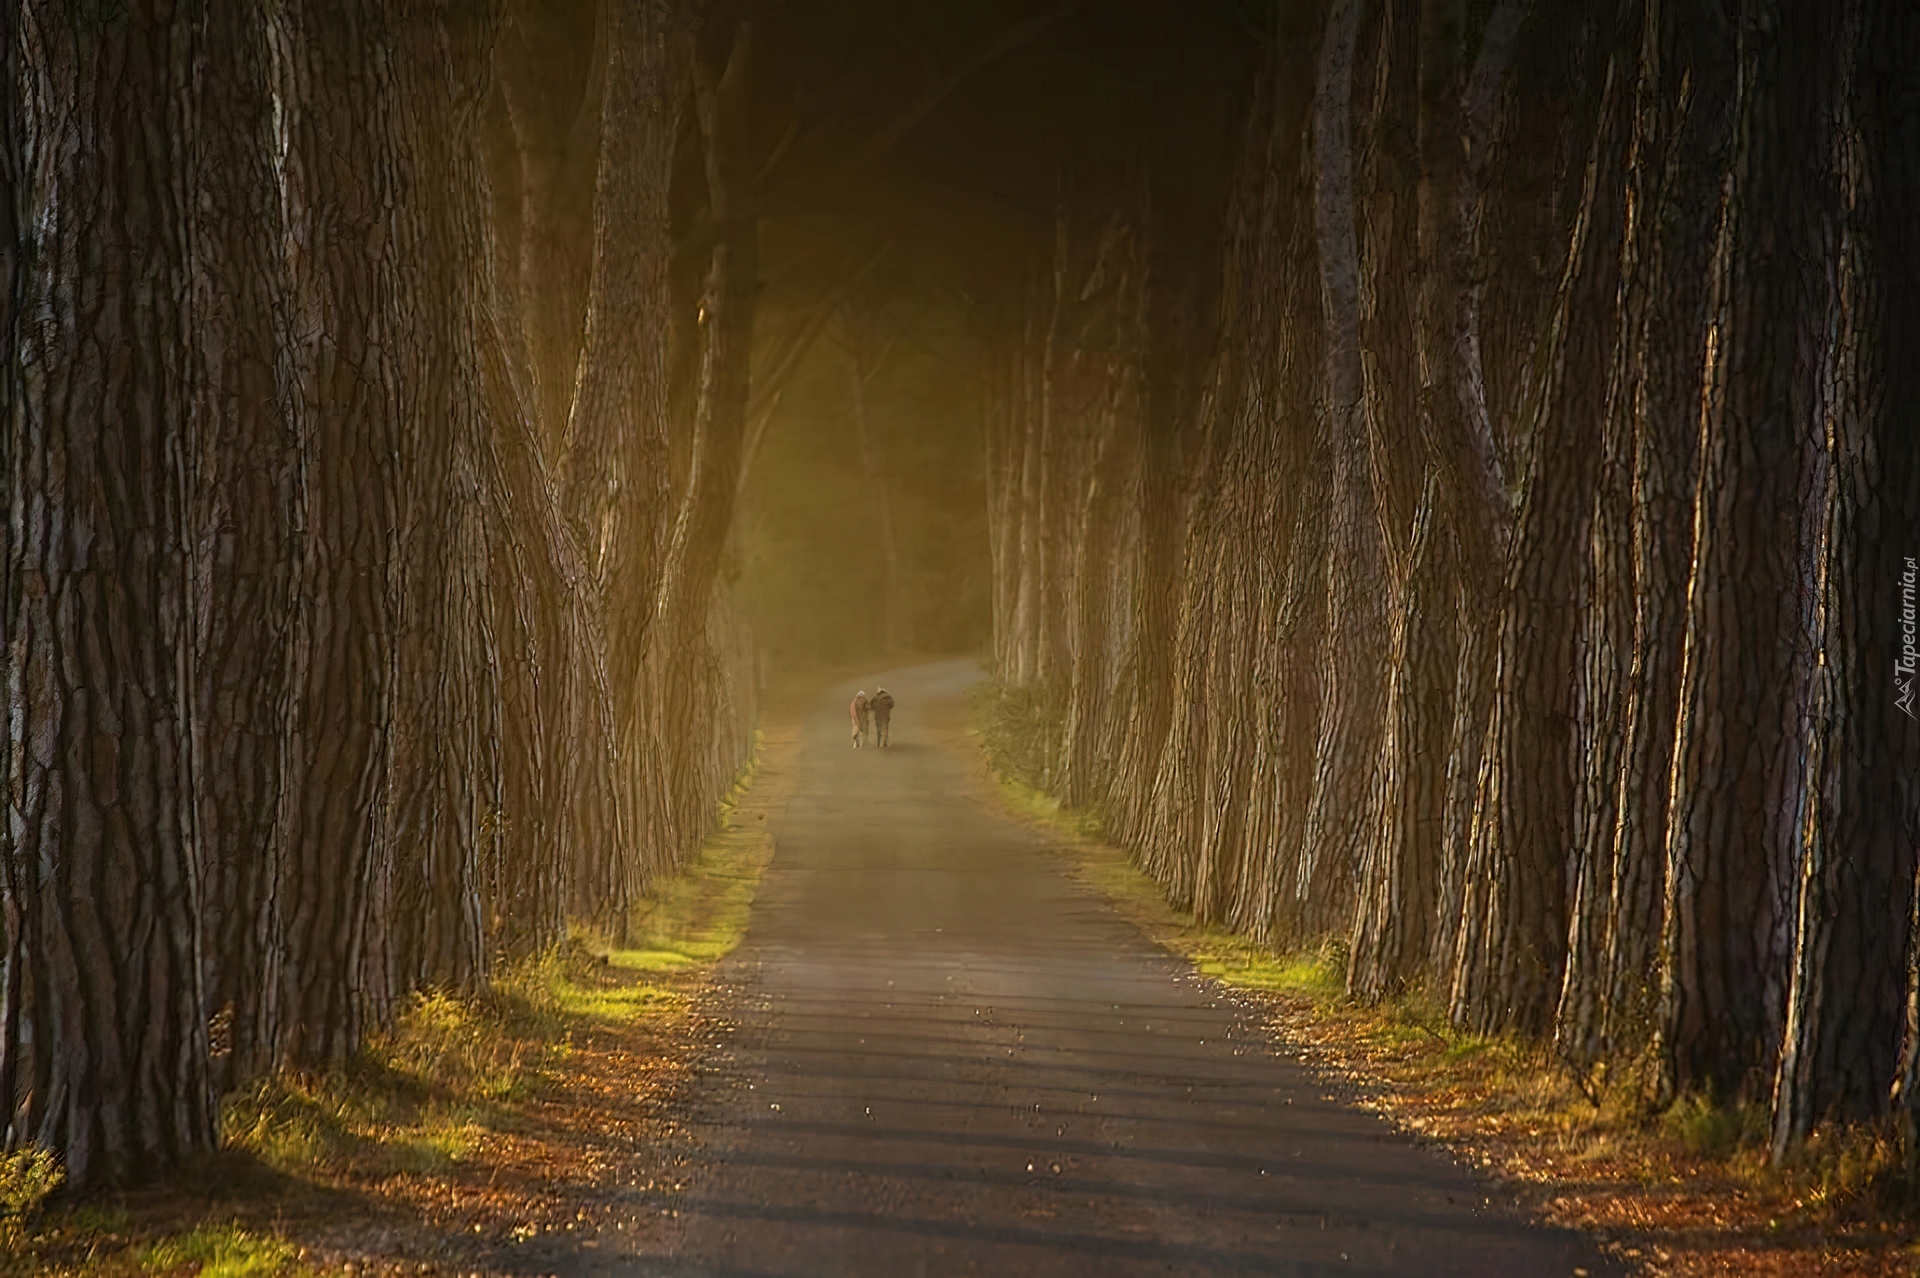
left=641, top=660, right=1619, bottom=1277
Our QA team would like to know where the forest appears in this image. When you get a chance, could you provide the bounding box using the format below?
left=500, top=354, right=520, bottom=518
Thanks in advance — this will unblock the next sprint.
left=2, top=0, right=763, bottom=1187
left=3, top=0, right=1917, bottom=1217
left=984, top=0, right=1920, bottom=1172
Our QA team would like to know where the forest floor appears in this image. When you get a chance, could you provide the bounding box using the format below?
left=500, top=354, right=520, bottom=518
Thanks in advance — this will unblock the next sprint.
left=958, top=693, right=1920, bottom=1278
left=0, top=693, right=807, bottom=1278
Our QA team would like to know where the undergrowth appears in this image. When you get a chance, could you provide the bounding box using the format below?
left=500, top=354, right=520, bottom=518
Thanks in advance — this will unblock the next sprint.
left=971, top=682, right=1064, bottom=793
left=967, top=679, right=1920, bottom=1268
left=621, top=736, right=772, bottom=972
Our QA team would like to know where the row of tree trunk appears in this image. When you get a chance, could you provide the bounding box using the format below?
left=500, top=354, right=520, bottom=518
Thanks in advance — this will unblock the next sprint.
left=988, top=0, right=1919, bottom=1161
left=2, top=0, right=762, bottom=1186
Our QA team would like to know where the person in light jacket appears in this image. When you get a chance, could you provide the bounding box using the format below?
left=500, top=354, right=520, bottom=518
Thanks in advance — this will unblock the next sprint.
left=850, top=690, right=871, bottom=748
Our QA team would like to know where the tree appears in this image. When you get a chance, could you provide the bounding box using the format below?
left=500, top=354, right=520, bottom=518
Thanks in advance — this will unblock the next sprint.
left=1654, top=0, right=1849, bottom=1106
left=4, top=0, right=217, bottom=1185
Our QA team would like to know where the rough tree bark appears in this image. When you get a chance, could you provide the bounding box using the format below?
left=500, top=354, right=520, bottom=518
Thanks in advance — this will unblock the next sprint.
left=1656, top=0, right=1848, bottom=1105
left=1555, top=0, right=1731, bottom=1073
left=387, top=2, right=503, bottom=997
left=4, top=0, right=214, bottom=1184
left=1771, top=0, right=1920, bottom=1154
left=651, top=18, right=758, bottom=862
left=1296, top=0, right=1381, bottom=937
left=186, top=0, right=299, bottom=1085
left=1449, top=9, right=1632, bottom=1038
left=1877, top=0, right=1920, bottom=1174
left=271, top=0, right=412, bottom=1066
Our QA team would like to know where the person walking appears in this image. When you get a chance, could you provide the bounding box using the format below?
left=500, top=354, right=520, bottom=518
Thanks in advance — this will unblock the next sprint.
left=870, top=687, right=895, bottom=748
left=850, top=690, right=871, bottom=748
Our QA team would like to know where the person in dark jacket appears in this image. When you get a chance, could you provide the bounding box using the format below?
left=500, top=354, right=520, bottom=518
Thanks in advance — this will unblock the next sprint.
left=869, top=687, right=896, bottom=747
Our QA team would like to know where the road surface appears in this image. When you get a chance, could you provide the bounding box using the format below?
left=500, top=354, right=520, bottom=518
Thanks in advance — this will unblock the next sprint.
left=644, top=660, right=1618, bottom=1276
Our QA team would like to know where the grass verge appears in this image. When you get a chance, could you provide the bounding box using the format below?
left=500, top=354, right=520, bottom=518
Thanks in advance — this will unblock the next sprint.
left=6, top=728, right=794, bottom=1277
left=959, top=685, right=1920, bottom=1278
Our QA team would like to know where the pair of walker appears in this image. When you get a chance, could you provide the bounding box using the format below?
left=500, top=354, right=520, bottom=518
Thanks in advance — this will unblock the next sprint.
left=850, top=689, right=894, bottom=748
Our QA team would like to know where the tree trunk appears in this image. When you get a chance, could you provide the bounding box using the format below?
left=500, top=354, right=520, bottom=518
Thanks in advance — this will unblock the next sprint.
left=1772, top=0, right=1920, bottom=1154
left=499, top=0, right=606, bottom=454
left=1451, top=22, right=1631, bottom=1038
left=271, top=0, right=412, bottom=1066
left=1105, top=221, right=1189, bottom=851
left=1555, top=0, right=1731, bottom=1071
left=186, top=0, right=299, bottom=1086
left=1873, top=0, right=1920, bottom=1173
left=652, top=19, right=758, bottom=872
left=387, top=4, right=502, bottom=997
left=1349, top=0, right=1440, bottom=1001
left=4, top=0, right=214, bottom=1184
left=1656, top=0, right=1847, bottom=1104
left=1297, top=0, right=1382, bottom=937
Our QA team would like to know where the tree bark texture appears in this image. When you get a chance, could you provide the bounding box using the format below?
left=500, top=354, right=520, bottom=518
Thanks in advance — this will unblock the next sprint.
left=1656, top=0, right=1850, bottom=1105
left=4, top=0, right=215, bottom=1184
left=982, top=0, right=1916, bottom=1155
left=0, top=0, right=762, bottom=1187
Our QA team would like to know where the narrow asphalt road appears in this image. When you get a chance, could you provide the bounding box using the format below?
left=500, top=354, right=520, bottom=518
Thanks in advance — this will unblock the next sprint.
left=640, top=660, right=1620, bottom=1277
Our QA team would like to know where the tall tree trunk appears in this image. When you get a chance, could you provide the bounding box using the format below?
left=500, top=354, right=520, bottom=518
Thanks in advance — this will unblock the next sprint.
left=1772, top=0, right=1920, bottom=1154
left=652, top=19, right=758, bottom=871
left=1297, top=0, right=1381, bottom=937
left=1555, top=0, right=1731, bottom=1072
left=1451, top=20, right=1631, bottom=1038
left=387, top=4, right=502, bottom=997
left=1656, top=0, right=1847, bottom=1104
left=185, top=0, right=299, bottom=1087
left=1106, top=185, right=1192, bottom=852
left=1010, top=292, right=1044, bottom=689
left=271, top=0, right=412, bottom=1066
left=499, top=0, right=606, bottom=454
left=1349, top=0, right=1443, bottom=1001
left=4, top=0, right=214, bottom=1183
left=560, top=0, right=690, bottom=930
left=1876, top=0, right=1920, bottom=1175
left=1056, top=361, right=1132, bottom=811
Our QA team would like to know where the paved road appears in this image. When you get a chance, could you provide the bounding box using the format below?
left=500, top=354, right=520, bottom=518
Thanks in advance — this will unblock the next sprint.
left=646, top=660, right=1618, bottom=1277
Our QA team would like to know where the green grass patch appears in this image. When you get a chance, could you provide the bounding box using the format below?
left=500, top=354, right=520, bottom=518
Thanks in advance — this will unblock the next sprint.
left=1663, top=1093, right=1770, bottom=1160
left=137, top=1224, right=300, bottom=1277
left=493, top=943, right=685, bottom=1026
left=0, top=1148, right=63, bottom=1221
left=0, top=1216, right=313, bottom=1278
left=619, top=737, right=773, bottom=972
